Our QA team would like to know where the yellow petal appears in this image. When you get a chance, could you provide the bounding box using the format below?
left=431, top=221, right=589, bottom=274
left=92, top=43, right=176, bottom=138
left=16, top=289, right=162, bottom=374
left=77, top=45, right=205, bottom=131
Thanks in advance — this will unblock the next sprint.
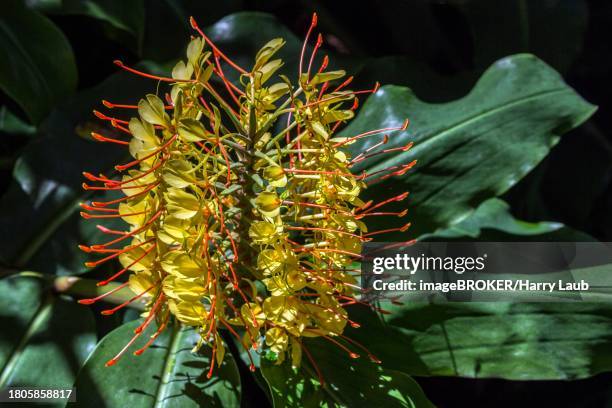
left=265, top=327, right=288, bottom=355
left=248, top=221, right=277, bottom=244
left=263, top=165, right=287, bottom=188
left=138, top=94, right=169, bottom=126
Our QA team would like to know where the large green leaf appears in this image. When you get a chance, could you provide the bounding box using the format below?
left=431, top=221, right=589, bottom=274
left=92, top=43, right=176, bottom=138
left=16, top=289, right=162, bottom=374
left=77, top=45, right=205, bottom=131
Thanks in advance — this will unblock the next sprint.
left=380, top=301, right=612, bottom=380
left=260, top=336, right=434, bottom=408
left=0, top=274, right=96, bottom=399
left=420, top=198, right=594, bottom=241
left=345, top=54, right=596, bottom=238
left=0, top=0, right=77, bottom=124
left=337, top=256, right=612, bottom=380
left=30, top=0, right=145, bottom=43
left=72, top=321, right=241, bottom=407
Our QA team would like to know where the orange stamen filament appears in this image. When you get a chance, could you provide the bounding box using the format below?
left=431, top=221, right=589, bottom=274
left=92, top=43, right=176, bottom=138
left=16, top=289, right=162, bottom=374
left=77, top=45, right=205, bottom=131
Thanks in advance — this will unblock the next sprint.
left=363, top=223, right=411, bottom=237
left=334, top=119, right=409, bottom=148
left=299, top=13, right=318, bottom=81
left=85, top=238, right=155, bottom=268
left=114, top=60, right=192, bottom=83
left=133, top=314, right=169, bottom=356
left=100, top=284, right=154, bottom=315
left=91, top=132, right=129, bottom=146
left=189, top=17, right=247, bottom=74
left=77, top=281, right=129, bottom=305
left=115, top=135, right=177, bottom=171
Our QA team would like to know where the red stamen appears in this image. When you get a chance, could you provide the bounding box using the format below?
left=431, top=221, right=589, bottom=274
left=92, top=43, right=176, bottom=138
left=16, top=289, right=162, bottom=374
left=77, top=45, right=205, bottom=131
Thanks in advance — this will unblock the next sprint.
left=307, top=33, right=323, bottom=80
left=105, top=330, right=143, bottom=366
left=364, top=223, right=411, bottom=237
left=104, top=157, right=166, bottom=187
left=360, top=192, right=409, bottom=214
left=283, top=168, right=363, bottom=179
left=100, top=284, right=154, bottom=315
left=79, top=203, right=118, bottom=213
left=306, top=331, right=360, bottom=359
left=189, top=17, right=247, bottom=74
left=282, top=200, right=352, bottom=215
left=93, top=110, right=130, bottom=125
left=91, top=183, right=159, bottom=207
left=350, top=142, right=413, bottom=164
left=219, top=319, right=256, bottom=369
left=366, top=161, right=416, bottom=184
left=334, top=119, right=409, bottom=148
left=317, top=55, right=329, bottom=74
left=91, top=210, right=163, bottom=249
left=207, top=344, right=217, bottom=379
left=96, top=225, right=126, bottom=235
left=80, top=209, right=149, bottom=220
left=114, top=60, right=192, bottom=83
left=299, top=13, right=318, bottom=81
left=333, top=76, right=354, bottom=93
left=103, top=100, right=173, bottom=110
left=356, top=209, right=408, bottom=219
left=82, top=180, right=158, bottom=191
left=78, top=282, right=129, bottom=305
left=134, top=293, right=165, bottom=333
left=212, top=51, right=244, bottom=105
left=351, top=135, right=389, bottom=162
left=82, top=171, right=114, bottom=183
left=295, top=247, right=362, bottom=258
left=97, top=244, right=156, bottom=286
left=85, top=238, right=154, bottom=268
left=317, top=82, right=329, bottom=101
left=134, top=314, right=169, bottom=355
left=338, top=334, right=381, bottom=363
left=304, top=82, right=379, bottom=109
left=286, top=226, right=362, bottom=240
left=110, top=120, right=132, bottom=135
left=91, top=132, right=129, bottom=146
left=115, top=135, right=176, bottom=171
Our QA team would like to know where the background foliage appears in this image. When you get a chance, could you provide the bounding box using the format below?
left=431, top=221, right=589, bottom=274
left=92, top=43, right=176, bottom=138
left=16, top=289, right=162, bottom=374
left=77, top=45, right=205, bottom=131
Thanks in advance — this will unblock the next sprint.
left=1, top=0, right=611, bottom=407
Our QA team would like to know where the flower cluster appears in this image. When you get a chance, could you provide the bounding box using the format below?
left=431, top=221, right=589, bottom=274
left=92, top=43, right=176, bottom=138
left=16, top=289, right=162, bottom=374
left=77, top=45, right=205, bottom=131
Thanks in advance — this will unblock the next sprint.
left=79, top=14, right=414, bottom=379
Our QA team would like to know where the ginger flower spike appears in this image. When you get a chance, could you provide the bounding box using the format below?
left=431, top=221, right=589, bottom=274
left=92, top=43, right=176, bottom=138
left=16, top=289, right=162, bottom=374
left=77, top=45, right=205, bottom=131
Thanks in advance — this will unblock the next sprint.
left=79, top=13, right=414, bottom=380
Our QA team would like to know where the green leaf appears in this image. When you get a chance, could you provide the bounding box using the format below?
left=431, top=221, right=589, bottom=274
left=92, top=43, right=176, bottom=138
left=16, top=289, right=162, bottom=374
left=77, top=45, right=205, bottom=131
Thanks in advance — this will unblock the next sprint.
left=30, top=0, right=145, bottom=44
left=380, top=300, right=612, bottom=380
left=260, top=337, right=433, bottom=408
left=0, top=274, right=96, bottom=398
left=0, top=0, right=77, bottom=123
left=345, top=54, right=596, bottom=237
left=420, top=198, right=594, bottom=241
left=72, top=321, right=241, bottom=407
left=0, top=106, right=36, bottom=136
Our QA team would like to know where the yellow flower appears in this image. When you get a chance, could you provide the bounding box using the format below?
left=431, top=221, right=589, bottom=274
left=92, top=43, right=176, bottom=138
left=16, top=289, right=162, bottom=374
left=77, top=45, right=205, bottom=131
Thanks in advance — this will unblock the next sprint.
left=255, top=191, right=282, bottom=218
left=79, top=14, right=414, bottom=374
left=265, top=327, right=289, bottom=355
left=248, top=221, right=278, bottom=244
left=257, top=247, right=298, bottom=277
